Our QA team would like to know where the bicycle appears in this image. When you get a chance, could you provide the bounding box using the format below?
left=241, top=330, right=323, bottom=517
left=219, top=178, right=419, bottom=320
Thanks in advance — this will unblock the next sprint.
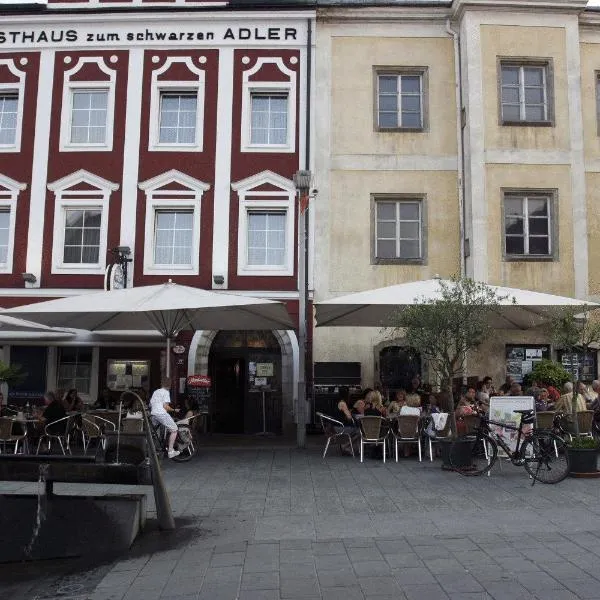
left=449, top=409, right=570, bottom=485
left=150, top=414, right=198, bottom=462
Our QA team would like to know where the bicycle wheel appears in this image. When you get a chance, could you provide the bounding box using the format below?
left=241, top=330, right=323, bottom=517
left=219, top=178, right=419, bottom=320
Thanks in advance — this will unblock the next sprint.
left=171, top=427, right=195, bottom=462
left=522, top=431, right=569, bottom=484
left=449, top=433, right=497, bottom=476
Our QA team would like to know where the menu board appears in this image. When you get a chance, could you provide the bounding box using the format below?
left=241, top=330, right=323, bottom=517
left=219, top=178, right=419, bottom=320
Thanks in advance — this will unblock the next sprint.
left=505, top=345, right=550, bottom=383
left=107, top=359, right=150, bottom=392
left=489, top=395, right=535, bottom=455
left=187, top=375, right=211, bottom=413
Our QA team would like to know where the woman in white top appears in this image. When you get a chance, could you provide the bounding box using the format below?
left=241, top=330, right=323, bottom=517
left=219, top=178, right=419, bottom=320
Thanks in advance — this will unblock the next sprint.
left=149, top=376, right=180, bottom=458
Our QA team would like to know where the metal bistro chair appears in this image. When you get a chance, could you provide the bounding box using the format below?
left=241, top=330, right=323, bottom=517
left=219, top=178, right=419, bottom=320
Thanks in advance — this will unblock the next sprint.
left=577, top=410, right=595, bottom=438
left=426, top=413, right=452, bottom=461
left=358, top=416, right=388, bottom=463
left=390, top=415, right=422, bottom=462
left=316, top=412, right=355, bottom=458
left=80, top=416, right=104, bottom=455
left=0, top=417, right=27, bottom=454
left=36, top=414, right=73, bottom=455
left=535, top=411, right=556, bottom=430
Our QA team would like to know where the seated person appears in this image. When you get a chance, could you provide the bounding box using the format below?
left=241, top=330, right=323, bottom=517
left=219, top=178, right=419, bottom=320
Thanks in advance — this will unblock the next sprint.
left=41, top=391, right=67, bottom=435
left=455, top=397, right=475, bottom=418
left=93, top=388, right=116, bottom=410
left=364, top=390, right=386, bottom=416
left=535, top=388, right=550, bottom=412
left=387, top=389, right=407, bottom=416
left=351, top=399, right=365, bottom=420
left=508, top=382, right=523, bottom=396
left=425, top=394, right=441, bottom=415
left=62, top=388, right=83, bottom=412
left=554, top=382, right=586, bottom=414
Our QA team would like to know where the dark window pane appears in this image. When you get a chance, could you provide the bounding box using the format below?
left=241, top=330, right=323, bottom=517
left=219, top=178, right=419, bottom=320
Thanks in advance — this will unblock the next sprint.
left=399, top=222, right=419, bottom=239
left=376, top=203, right=396, bottom=220
left=401, top=96, right=420, bottom=112
left=377, top=240, right=397, bottom=258
left=377, top=222, right=396, bottom=238
left=501, top=87, right=520, bottom=104
left=504, top=198, right=523, bottom=216
left=528, top=218, right=548, bottom=235
left=529, top=237, right=549, bottom=255
left=379, top=95, right=397, bottom=111
left=525, top=87, right=544, bottom=104
left=401, top=76, right=421, bottom=94
left=506, top=236, right=524, bottom=255
left=505, top=217, right=524, bottom=235
left=399, top=240, right=420, bottom=258
left=524, top=67, right=544, bottom=86
left=401, top=112, right=422, bottom=128
left=398, top=203, right=420, bottom=221
left=378, top=76, right=397, bottom=94
left=501, top=66, right=519, bottom=85
left=525, top=105, right=545, bottom=121
left=502, top=105, right=521, bottom=121
left=378, top=112, right=398, bottom=128
left=528, top=198, right=548, bottom=216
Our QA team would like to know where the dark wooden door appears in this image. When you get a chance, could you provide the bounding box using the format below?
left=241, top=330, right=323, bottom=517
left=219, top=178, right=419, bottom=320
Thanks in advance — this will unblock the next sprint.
left=212, top=357, right=245, bottom=433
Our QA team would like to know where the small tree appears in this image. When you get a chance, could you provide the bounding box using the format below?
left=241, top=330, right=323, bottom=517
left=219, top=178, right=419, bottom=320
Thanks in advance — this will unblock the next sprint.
left=0, top=361, right=26, bottom=387
left=549, top=305, right=600, bottom=435
left=389, top=276, right=508, bottom=436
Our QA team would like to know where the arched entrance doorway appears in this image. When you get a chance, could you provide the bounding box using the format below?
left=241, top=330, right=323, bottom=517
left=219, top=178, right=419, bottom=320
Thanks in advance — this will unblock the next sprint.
left=209, top=331, right=283, bottom=434
left=379, top=346, right=421, bottom=394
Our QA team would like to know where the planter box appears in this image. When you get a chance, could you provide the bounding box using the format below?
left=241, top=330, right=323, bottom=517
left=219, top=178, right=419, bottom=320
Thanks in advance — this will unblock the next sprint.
left=567, top=447, right=599, bottom=476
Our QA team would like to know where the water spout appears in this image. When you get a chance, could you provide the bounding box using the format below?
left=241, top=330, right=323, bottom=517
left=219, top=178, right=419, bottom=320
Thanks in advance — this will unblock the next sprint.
left=115, top=400, right=123, bottom=465
left=24, top=463, right=50, bottom=557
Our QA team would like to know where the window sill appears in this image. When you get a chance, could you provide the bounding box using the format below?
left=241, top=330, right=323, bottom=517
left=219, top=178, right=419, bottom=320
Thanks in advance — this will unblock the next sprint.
left=372, top=258, right=426, bottom=266
left=143, top=266, right=199, bottom=276
left=59, top=143, right=113, bottom=153
left=241, top=144, right=294, bottom=154
left=500, top=120, right=554, bottom=128
left=504, top=255, right=555, bottom=262
left=375, top=127, right=425, bottom=133
left=149, top=143, right=203, bottom=153
left=0, top=146, right=19, bottom=153
left=52, top=264, right=105, bottom=275
left=238, top=267, right=293, bottom=277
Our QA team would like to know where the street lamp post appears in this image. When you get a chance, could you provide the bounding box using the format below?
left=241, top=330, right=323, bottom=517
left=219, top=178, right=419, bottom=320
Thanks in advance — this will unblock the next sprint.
left=293, top=169, right=312, bottom=449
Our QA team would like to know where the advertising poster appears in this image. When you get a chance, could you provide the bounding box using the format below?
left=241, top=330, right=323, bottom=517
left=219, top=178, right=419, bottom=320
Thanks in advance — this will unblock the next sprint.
left=505, top=345, right=550, bottom=383
left=488, top=396, right=535, bottom=455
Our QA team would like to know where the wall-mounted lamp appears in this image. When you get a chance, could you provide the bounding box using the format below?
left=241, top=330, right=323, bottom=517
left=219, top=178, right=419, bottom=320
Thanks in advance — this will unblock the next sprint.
left=213, top=274, right=225, bottom=285
left=22, top=272, right=37, bottom=285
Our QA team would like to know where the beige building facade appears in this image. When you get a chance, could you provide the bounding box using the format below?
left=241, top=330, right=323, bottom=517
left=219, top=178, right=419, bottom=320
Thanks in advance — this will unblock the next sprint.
left=313, top=0, right=599, bottom=389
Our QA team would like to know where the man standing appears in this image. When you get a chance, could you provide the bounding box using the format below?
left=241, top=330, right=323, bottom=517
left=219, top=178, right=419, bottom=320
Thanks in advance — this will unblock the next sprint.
left=149, top=377, right=180, bottom=459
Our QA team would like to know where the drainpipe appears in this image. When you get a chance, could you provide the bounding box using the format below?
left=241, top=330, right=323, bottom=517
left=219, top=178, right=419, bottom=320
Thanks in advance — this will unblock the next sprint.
left=446, top=18, right=466, bottom=278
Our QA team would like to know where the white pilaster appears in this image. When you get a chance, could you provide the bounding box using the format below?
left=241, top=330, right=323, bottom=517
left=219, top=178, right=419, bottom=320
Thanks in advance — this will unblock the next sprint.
left=120, top=48, right=144, bottom=285
left=462, top=15, right=488, bottom=282
left=212, top=47, right=234, bottom=288
left=26, top=49, right=55, bottom=285
left=565, top=20, right=588, bottom=299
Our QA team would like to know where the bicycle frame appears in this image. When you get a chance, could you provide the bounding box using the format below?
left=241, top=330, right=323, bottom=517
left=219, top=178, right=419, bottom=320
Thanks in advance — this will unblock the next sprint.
left=478, top=415, right=529, bottom=464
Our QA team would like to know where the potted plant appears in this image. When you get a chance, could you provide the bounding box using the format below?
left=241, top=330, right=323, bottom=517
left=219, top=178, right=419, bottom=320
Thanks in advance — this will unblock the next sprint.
left=566, top=436, right=600, bottom=477
left=0, top=360, right=26, bottom=411
left=388, top=276, right=507, bottom=468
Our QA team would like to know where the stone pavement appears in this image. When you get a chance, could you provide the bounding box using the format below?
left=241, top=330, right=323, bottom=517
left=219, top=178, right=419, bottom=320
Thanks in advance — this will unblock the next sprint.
left=1, top=445, right=600, bottom=600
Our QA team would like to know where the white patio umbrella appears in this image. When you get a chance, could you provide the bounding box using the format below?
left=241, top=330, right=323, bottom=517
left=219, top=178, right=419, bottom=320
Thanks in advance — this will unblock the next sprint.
left=0, top=313, right=75, bottom=338
left=0, top=281, right=294, bottom=376
left=315, top=279, right=600, bottom=330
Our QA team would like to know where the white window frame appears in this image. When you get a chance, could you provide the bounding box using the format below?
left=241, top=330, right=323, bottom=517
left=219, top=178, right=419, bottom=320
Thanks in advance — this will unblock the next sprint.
left=503, top=192, right=553, bottom=258
left=241, top=57, right=296, bottom=153
left=374, top=199, right=423, bottom=260
left=499, top=61, right=551, bottom=125
left=0, top=174, right=25, bottom=274
left=57, top=346, right=94, bottom=397
left=376, top=71, right=425, bottom=131
left=0, top=59, right=26, bottom=153
left=139, top=169, right=209, bottom=276
left=59, top=57, right=116, bottom=152
left=48, top=169, right=118, bottom=275
left=148, top=57, right=205, bottom=152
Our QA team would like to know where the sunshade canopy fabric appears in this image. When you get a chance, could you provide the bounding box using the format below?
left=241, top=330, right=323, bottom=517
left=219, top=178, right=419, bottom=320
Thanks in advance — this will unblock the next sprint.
left=315, top=279, right=599, bottom=330
left=0, top=314, right=74, bottom=334
left=0, top=282, right=294, bottom=335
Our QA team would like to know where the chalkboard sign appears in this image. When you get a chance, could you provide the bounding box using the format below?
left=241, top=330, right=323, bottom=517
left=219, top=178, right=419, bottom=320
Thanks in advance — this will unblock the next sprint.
left=187, top=375, right=211, bottom=413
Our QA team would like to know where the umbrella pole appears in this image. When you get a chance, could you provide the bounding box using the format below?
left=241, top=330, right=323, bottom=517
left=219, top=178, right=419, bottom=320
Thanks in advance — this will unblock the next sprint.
left=166, top=337, right=171, bottom=378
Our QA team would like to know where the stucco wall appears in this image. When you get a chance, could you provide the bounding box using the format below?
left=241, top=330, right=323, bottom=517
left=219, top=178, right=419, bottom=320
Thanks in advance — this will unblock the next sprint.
left=481, top=25, right=569, bottom=152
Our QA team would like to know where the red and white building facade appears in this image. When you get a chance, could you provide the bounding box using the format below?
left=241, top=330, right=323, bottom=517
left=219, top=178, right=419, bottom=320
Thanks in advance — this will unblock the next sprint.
left=0, top=0, right=315, bottom=434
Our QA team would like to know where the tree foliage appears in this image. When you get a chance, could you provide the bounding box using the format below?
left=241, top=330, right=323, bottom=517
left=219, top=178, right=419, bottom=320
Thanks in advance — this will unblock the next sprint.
left=0, top=361, right=26, bottom=386
left=392, top=276, right=507, bottom=391
left=522, top=359, right=570, bottom=389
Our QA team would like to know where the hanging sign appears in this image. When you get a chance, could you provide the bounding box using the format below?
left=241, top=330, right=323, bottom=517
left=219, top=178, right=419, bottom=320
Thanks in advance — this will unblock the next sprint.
left=256, top=363, right=274, bottom=377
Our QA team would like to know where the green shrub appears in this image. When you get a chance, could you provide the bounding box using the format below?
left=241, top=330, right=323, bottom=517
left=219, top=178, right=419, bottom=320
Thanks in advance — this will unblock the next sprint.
left=523, top=359, right=571, bottom=388
left=568, top=437, right=600, bottom=450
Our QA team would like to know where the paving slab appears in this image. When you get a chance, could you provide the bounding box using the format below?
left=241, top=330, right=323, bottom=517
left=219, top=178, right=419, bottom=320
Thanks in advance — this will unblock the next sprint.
left=2, top=447, right=600, bottom=600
